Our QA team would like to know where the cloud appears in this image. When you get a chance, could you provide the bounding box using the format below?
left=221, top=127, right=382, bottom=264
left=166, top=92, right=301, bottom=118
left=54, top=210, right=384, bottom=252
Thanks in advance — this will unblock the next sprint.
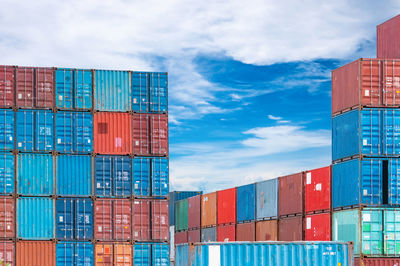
left=268, top=115, right=282, bottom=120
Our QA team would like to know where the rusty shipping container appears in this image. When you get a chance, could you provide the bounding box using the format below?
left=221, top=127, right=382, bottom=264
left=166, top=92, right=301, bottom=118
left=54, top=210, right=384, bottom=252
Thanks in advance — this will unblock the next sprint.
left=175, top=231, right=188, bottom=244
left=279, top=216, right=303, bottom=241
left=201, top=192, right=217, bottom=228
left=255, top=220, right=278, bottom=241
left=377, top=15, right=400, bottom=59
left=279, top=172, right=303, bottom=216
left=187, top=195, right=201, bottom=230
left=305, top=166, right=331, bottom=213
left=0, top=197, right=14, bottom=239
left=304, top=212, right=331, bottom=241
left=0, top=241, right=14, bottom=265
left=236, top=222, right=255, bottom=241
left=217, top=188, right=236, bottom=225
left=217, top=224, right=235, bottom=242
left=355, top=257, right=400, bottom=266
left=152, top=199, right=169, bottom=241
left=132, top=199, right=150, bottom=241
left=16, top=241, right=55, bottom=266
left=0, top=66, right=14, bottom=108
left=95, top=243, right=132, bottom=266
left=188, top=229, right=200, bottom=243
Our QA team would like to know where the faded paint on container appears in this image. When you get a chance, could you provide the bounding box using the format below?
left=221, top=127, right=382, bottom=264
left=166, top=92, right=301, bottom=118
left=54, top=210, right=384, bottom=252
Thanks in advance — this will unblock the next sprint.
left=188, top=229, right=201, bottom=243
left=132, top=199, right=150, bottom=241
left=217, top=224, right=235, bottom=242
left=55, top=111, right=93, bottom=153
left=152, top=243, right=169, bottom=266
left=0, top=66, right=15, bottom=108
left=0, top=241, right=14, bottom=265
left=149, top=72, right=168, bottom=113
left=279, top=216, right=303, bottom=241
left=56, top=241, right=94, bottom=266
left=188, top=195, right=201, bottom=230
left=201, top=192, right=217, bottom=228
left=175, top=199, right=188, bottom=232
left=377, top=15, right=400, bottom=59
left=0, top=152, right=14, bottom=194
left=175, top=231, right=188, bottom=244
left=94, top=112, right=132, bottom=155
left=56, top=154, right=91, bottom=196
left=0, top=197, right=14, bottom=238
left=236, top=222, right=255, bottom=241
left=17, top=197, right=55, bottom=239
left=355, top=257, right=400, bottom=266
left=16, top=110, right=53, bottom=151
left=236, top=183, right=255, bottom=223
left=305, top=166, right=331, bottom=213
left=304, top=212, right=331, bottom=241
left=279, top=173, right=303, bottom=216
left=133, top=242, right=151, bottom=266
left=170, top=191, right=202, bottom=226
left=16, top=241, right=55, bottom=266
left=201, top=227, right=216, bottom=242
left=0, top=110, right=14, bottom=150
left=152, top=199, right=169, bottom=241
left=17, top=153, right=54, bottom=195
left=94, top=70, right=131, bottom=112
left=217, top=188, right=236, bottom=225
left=255, top=220, right=278, bottom=241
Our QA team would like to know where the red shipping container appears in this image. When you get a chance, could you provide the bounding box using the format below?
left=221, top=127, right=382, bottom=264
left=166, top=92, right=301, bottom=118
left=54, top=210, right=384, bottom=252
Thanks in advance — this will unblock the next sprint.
left=152, top=200, right=169, bottom=241
left=16, top=241, right=55, bottom=266
left=94, top=199, right=132, bottom=241
left=94, top=112, right=132, bottom=155
left=16, top=67, right=54, bottom=108
left=217, top=188, right=236, bottom=225
left=355, top=257, right=400, bottom=266
left=0, top=66, right=14, bottom=108
left=236, top=222, right=255, bottom=241
left=188, top=195, right=201, bottom=230
left=132, top=114, right=150, bottom=156
left=188, top=229, right=200, bottom=243
left=0, top=197, right=14, bottom=238
left=0, top=241, right=14, bottom=265
left=278, top=216, right=303, bottom=241
left=279, top=173, right=303, bottom=216
left=132, top=199, right=150, bottom=241
left=377, top=15, right=400, bottom=59
left=304, top=212, right=331, bottom=241
left=175, top=231, right=188, bottom=244
left=217, top=224, right=235, bottom=242
left=304, top=166, right=331, bottom=213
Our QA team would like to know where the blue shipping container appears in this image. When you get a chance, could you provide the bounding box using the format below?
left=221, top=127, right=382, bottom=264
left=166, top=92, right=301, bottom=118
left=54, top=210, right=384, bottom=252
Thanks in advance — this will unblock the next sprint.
left=95, top=155, right=131, bottom=197
left=152, top=157, right=169, bottom=196
left=16, top=110, right=53, bottom=151
left=150, top=72, right=168, bottom=113
left=17, top=153, right=54, bottom=195
left=95, top=70, right=131, bottom=112
left=17, top=197, right=55, bottom=239
left=132, top=72, right=150, bottom=113
left=256, top=178, right=278, bottom=220
left=169, top=191, right=202, bottom=226
left=56, top=69, right=73, bottom=109
left=175, top=242, right=353, bottom=266
left=236, top=183, right=255, bottom=222
left=133, top=243, right=152, bottom=266
left=56, top=198, right=93, bottom=240
left=152, top=243, right=169, bottom=266
left=0, top=152, right=14, bottom=194
left=0, top=110, right=14, bottom=150
left=56, top=155, right=91, bottom=196
left=56, top=242, right=94, bottom=266
left=55, top=111, right=93, bottom=153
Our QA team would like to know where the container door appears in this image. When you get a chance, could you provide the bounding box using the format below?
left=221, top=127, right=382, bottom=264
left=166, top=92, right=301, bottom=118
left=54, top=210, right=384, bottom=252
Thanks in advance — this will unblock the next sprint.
left=95, top=244, right=113, bottom=265
left=114, top=244, right=132, bottom=266
left=55, top=111, right=73, bottom=152
left=94, top=200, right=113, bottom=241
left=36, top=110, right=53, bottom=151
left=113, top=156, right=131, bottom=197
left=35, top=68, right=54, bottom=108
left=16, top=67, right=34, bottom=107
left=132, top=199, right=151, bottom=241
left=152, top=200, right=169, bottom=240
left=361, top=109, right=381, bottom=156
left=0, top=66, right=14, bottom=108
left=152, top=243, right=169, bottom=266
left=150, top=114, right=168, bottom=156
left=150, top=73, right=167, bottom=113
left=16, top=110, right=34, bottom=151
left=132, top=114, right=150, bottom=155
left=333, top=209, right=360, bottom=255
left=383, top=208, right=400, bottom=255
left=56, top=242, right=74, bottom=265
left=75, top=198, right=93, bottom=240
left=0, top=197, right=14, bottom=238
left=360, top=59, right=381, bottom=107
left=361, top=159, right=383, bottom=205
left=76, top=242, right=94, bottom=266
left=0, top=153, right=14, bottom=194
left=56, top=198, right=74, bottom=240
left=113, top=200, right=131, bottom=241
left=132, top=157, right=151, bottom=196
left=389, top=159, right=400, bottom=205
left=132, top=72, right=149, bottom=112
left=151, top=157, right=169, bottom=196
left=133, top=243, right=151, bottom=266
left=56, top=155, right=91, bottom=196
left=55, top=68, right=73, bottom=109
left=0, top=110, right=14, bottom=150
left=75, top=69, right=93, bottom=109
left=74, top=112, right=93, bottom=153
left=95, top=156, right=113, bottom=197
left=361, top=209, right=383, bottom=255
left=382, top=60, right=400, bottom=106
left=383, top=109, right=400, bottom=155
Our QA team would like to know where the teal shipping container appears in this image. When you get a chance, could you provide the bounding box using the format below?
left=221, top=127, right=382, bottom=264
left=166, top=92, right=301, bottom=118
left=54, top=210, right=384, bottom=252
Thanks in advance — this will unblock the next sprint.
left=152, top=242, right=169, bottom=266
left=169, top=191, right=202, bottom=225
left=56, top=154, right=91, bottom=196
left=0, top=152, right=14, bottom=194
left=0, top=109, right=14, bottom=150
left=175, top=199, right=188, bottom=232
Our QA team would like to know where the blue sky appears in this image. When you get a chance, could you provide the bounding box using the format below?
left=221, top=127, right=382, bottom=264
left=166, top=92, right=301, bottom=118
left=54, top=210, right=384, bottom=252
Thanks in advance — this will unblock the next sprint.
left=1, top=0, right=400, bottom=192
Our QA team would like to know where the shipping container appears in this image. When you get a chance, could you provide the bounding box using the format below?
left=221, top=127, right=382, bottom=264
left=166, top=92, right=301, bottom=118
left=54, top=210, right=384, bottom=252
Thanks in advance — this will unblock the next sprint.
left=217, top=188, right=236, bottom=225
left=0, top=197, right=14, bottom=239
left=383, top=208, right=400, bottom=255
left=56, top=198, right=93, bottom=240
left=0, top=152, right=14, bottom=194
left=201, top=227, right=216, bottom=242
left=132, top=199, right=151, bottom=241
left=0, top=66, right=15, bottom=108
left=56, top=154, right=91, bottom=196
left=55, top=111, right=93, bottom=153
left=95, top=243, right=132, bottom=266
left=279, top=216, right=303, bottom=241
left=16, top=110, right=53, bottom=151
left=56, top=241, right=94, bottom=266
left=132, top=72, right=149, bottom=113
left=17, top=197, right=54, bottom=239
left=94, top=112, right=132, bottom=155
left=256, top=178, right=278, bottom=220
left=133, top=242, right=152, bottom=266
left=17, top=153, right=54, bottom=196
left=188, top=229, right=200, bottom=243
left=279, top=173, right=303, bottom=216
left=16, top=241, right=55, bottom=266
left=0, top=241, right=14, bottom=265
left=217, top=224, right=235, bottom=242
left=149, top=72, right=168, bottom=113
left=201, top=192, right=217, bottom=228
left=170, top=227, right=175, bottom=262
left=187, top=195, right=201, bottom=230
left=15, top=67, right=54, bottom=109
left=152, top=243, right=169, bottom=266
left=94, top=199, right=131, bottom=241
left=236, top=222, right=255, bottom=241
left=94, top=155, right=131, bottom=197
left=151, top=157, right=169, bottom=196
left=175, top=199, right=188, bottom=232
left=55, top=68, right=93, bottom=109
left=114, top=244, right=132, bottom=266
left=94, top=70, right=131, bottom=112
left=355, top=257, right=400, bottom=266
left=152, top=199, right=169, bottom=241
left=304, top=212, right=331, bottom=241
left=0, top=110, right=14, bottom=150
left=175, top=242, right=354, bottom=266
left=305, top=166, right=331, bottom=213
left=175, top=231, right=188, bottom=244
left=377, top=15, right=400, bottom=59
left=236, top=183, right=255, bottom=223
left=255, top=220, right=278, bottom=241
left=170, top=191, right=202, bottom=226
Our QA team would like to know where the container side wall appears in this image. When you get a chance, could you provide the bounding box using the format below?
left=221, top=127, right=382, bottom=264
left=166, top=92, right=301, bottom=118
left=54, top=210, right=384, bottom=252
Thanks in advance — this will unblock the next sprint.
left=256, top=178, right=278, bottom=220
left=0, top=66, right=15, bottom=108
left=56, top=155, right=91, bottom=196
left=0, top=110, right=14, bottom=150
left=236, top=183, right=255, bottom=222
left=0, top=152, right=14, bottom=194
left=279, top=173, right=303, bottom=216
left=16, top=241, right=56, bottom=266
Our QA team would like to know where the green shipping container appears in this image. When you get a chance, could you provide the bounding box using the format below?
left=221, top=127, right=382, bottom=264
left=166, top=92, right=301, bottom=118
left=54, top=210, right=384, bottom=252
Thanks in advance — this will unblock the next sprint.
left=175, top=199, right=188, bottom=232
left=384, top=208, right=400, bottom=255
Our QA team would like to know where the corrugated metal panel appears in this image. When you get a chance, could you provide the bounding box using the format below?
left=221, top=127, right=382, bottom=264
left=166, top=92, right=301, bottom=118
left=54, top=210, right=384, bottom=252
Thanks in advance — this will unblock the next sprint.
left=201, top=192, right=217, bottom=228
left=279, top=216, right=303, bottom=241
left=377, top=15, right=400, bottom=59
left=0, top=152, right=14, bottom=194
left=17, top=197, right=55, bottom=239
left=255, top=220, right=278, bottom=241
left=305, top=166, right=331, bottom=213
left=94, top=70, right=131, bottom=112
left=217, top=188, right=236, bottom=225
left=94, top=155, right=131, bottom=197
left=188, top=195, right=201, bottom=230
left=56, top=68, right=73, bottom=109
left=201, top=227, right=216, bottom=242
left=0, top=241, right=14, bottom=265
left=133, top=242, right=151, bottom=266
left=114, top=244, right=132, bottom=266
left=279, top=173, right=303, bottom=216
left=175, top=242, right=353, bottom=266
left=355, top=257, right=400, bottom=266
left=56, top=198, right=93, bottom=240
left=0, top=110, right=14, bottom=150
left=383, top=208, right=400, bottom=255
left=132, top=72, right=150, bottom=113
left=132, top=199, right=151, bottom=241
left=150, top=114, right=168, bottom=156
left=17, top=153, right=54, bottom=196
left=56, top=241, right=94, bottom=266
left=236, top=183, right=255, bottom=222
left=175, top=199, right=188, bottom=232
left=149, top=72, right=168, bottom=113
left=152, top=243, right=169, bottom=266
left=304, top=212, right=331, bottom=241
left=94, top=112, right=132, bottom=155
left=0, top=66, right=15, bottom=108
left=0, top=197, right=14, bottom=238
left=133, top=157, right=151, bottom=197
left=236, top=222, right=255, bottom=241
left=95, top=243, right=113, bottom=265
left=382, top=60, right=400, bottom=106
left=151, top=157, right=169, bottom=196
left=382, top=109, right=400, bottom=155
left=55, top=111, right=93, bottom=153
left=188, top=229, right=200, bottom=243
left=170, top=191, right=202, bottom=226
left=15, top=67, right=34, bottom=108
left=175, top=231, right=188, bottom=244
left=16, top=241, right=55, bottom=266
left=56, top=154, right=91, bottom=196
left=152, top=199, right=169, bottom=241
left=75, top=69, right=93, bottom=109
left=132, top=113, right=150, bottom=156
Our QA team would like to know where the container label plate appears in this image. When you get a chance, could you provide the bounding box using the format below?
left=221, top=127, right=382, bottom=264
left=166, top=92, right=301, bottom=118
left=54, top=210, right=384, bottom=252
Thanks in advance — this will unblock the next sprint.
left=306, top=173, right=311, bottom=184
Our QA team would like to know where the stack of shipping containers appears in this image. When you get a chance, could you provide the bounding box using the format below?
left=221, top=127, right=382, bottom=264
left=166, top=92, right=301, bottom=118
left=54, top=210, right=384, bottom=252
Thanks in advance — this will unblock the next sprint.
left=0, top=66, right=169, bottom=265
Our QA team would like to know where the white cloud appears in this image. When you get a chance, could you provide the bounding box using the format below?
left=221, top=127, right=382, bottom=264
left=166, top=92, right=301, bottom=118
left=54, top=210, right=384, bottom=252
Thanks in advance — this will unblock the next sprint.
left=268, top=115, right=282, bottom=120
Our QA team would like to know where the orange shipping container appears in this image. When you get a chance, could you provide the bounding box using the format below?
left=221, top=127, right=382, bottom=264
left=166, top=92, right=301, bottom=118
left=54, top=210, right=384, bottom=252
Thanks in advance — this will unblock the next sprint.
left=0, top=197, right=14, bottom=238
left=16, top=241, right=55, bottom=266
left=201, top=192, right=217, bottom=228
left=95, top=243, right=113, bottom=265
left=114, top=244, right=132, bottom=266
left=255, top=220, right=278, bottom=241
left=94, top=112, right=132, bottom=155
left=236, top=222, right=255, bottom=241
left=95, top=243, right=132, bottom=266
